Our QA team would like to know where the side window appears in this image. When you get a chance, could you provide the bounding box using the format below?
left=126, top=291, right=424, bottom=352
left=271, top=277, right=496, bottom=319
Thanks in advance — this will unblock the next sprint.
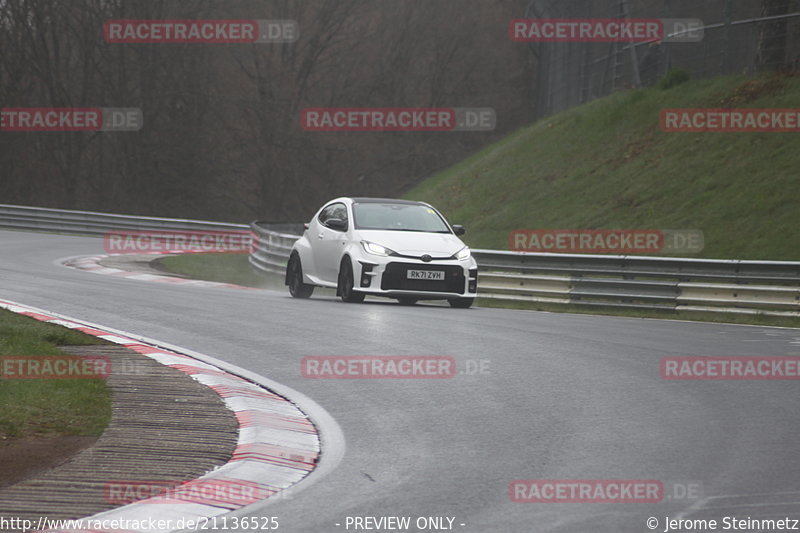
left=318, top=204, right=336, bottom=225
left=331, top=204, right=348, bottom=226
left=318, top=203, right=348, bottom=229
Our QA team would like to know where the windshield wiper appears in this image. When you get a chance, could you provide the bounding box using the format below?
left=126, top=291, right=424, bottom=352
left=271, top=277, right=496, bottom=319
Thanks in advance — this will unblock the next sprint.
left=358, top=227, right=450, bottom=233
left=389, top=228, right=450, bottom=233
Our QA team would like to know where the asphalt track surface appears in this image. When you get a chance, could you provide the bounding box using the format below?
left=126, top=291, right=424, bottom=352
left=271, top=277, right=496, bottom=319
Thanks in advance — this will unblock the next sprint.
left=2, top=229, right=800, bottom=533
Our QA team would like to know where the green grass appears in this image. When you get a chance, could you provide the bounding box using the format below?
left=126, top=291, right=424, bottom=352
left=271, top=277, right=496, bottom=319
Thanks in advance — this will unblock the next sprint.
left=157, top=253, right=283, bottom=289
left=404, top=72, right=800, bottom=260
left=0, top=309, right=111, bottom=440
left=157, top=251, right=799, bottom=328
left=156, top=75, right=800, bottom=328
left=478, top=299, right=800, bottom=329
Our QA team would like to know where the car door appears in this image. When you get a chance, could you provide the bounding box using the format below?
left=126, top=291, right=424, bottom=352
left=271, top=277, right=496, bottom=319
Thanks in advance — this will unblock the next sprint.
left=313, top=202, right=349, bottom=284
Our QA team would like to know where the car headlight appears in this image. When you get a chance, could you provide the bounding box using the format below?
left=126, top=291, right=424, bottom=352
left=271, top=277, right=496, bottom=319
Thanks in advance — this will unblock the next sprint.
left=454, top=247, right=471, bottom=260
left=362, top=241, right=396, bottom=257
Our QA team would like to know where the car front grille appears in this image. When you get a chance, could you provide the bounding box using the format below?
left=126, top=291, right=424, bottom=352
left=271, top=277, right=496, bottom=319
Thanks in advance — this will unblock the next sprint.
left=381, top=262, right=465, bottom=293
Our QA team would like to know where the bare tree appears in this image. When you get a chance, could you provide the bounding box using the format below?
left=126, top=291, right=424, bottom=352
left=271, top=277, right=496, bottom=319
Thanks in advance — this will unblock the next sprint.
left=1, top=0, right=531, bottom=221
left=756, top=0, right=792, bottom=71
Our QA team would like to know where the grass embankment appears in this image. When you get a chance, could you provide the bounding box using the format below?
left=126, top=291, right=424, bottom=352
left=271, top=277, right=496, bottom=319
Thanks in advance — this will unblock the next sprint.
left=156, top=73, right=800, bottom=327
left=156, top=253, right=277, bottom=289
left=156, top=252, right=800, bottom=326
left=404, top=73, right=800, bottom=260
left=477, top=299, right=800, bottom=328
left=0, top=309, right=111, bottom=441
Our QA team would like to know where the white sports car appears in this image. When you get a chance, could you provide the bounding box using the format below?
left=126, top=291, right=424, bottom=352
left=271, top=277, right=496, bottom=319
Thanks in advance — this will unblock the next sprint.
left=285, top=197, right=478, bottom=308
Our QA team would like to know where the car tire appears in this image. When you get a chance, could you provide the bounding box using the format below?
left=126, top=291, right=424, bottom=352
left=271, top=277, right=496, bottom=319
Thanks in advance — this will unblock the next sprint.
left=448, top=297, right=474, bottom=309
left=338, top=258, right=365, bottom=303
left=397, top=297, right=418, bottom=306
left=287, top=254, right=314, bottom=298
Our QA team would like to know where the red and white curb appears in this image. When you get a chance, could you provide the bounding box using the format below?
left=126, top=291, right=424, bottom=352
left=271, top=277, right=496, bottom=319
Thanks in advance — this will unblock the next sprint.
left=63, top=253, right=255, bottom=291
left=0, top=298, right=321, bottom=533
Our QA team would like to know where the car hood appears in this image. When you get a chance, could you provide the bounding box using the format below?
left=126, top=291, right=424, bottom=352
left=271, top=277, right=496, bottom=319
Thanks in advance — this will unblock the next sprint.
left=356, top=230, right=466, bottom=257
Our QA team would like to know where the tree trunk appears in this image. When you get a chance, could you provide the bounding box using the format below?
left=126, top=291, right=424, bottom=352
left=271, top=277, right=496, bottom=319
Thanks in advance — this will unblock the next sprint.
left=756, top=0, right=791, bottom=72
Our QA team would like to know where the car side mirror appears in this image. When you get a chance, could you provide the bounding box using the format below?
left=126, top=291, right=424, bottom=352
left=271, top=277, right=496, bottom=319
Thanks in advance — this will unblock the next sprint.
left=452, top=225, right=466, bottom=236
left=325, top=218, right=348, bottom=231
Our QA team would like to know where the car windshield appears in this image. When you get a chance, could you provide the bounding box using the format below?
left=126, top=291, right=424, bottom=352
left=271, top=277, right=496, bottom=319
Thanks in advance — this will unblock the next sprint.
left=353, top=203, right=451, bottom=233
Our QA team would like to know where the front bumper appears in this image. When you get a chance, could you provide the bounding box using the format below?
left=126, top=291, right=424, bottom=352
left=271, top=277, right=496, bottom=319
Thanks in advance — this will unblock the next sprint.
left=354, top=257, right=478, bottom=299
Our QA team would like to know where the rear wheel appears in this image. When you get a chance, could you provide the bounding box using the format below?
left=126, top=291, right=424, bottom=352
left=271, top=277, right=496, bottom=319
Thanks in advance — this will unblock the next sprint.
left=448, top=297, right=474, bottom=309
left=338, top=258, right=365, bottom=303
left=287, top=254, right=314, bottom=298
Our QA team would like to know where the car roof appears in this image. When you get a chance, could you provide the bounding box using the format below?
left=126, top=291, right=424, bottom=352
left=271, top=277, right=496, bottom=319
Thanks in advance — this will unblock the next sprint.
left=349, top=197, right=427, bottom=206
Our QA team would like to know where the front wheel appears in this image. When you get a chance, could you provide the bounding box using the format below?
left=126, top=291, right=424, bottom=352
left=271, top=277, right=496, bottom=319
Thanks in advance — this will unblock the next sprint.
left=338, top=259, right=365, bottom=303
left=448, top=297, right=474, bottom=309
left=287, top=254, right=314, bottom=298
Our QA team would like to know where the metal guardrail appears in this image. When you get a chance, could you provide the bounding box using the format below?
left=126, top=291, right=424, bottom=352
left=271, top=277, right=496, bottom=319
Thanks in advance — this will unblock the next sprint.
left=250, top=221, right=800, bottom=317
left=247, top=222, right=305, bottom=275
left=0, top=205, right=796, bottom=317
left=0, top=203, right=248, bottom=235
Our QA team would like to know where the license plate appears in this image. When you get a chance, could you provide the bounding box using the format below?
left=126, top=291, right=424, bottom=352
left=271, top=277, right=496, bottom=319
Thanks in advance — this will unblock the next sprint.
left=407, top=270, right=444, bottom=281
